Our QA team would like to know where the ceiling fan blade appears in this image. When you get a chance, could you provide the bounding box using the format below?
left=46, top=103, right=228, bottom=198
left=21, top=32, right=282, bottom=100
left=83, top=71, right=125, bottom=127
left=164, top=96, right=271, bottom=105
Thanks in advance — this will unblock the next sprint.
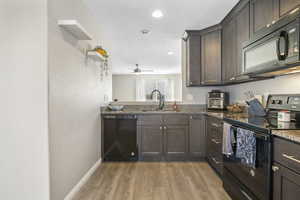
left=141, top=69, right=154, bottom=72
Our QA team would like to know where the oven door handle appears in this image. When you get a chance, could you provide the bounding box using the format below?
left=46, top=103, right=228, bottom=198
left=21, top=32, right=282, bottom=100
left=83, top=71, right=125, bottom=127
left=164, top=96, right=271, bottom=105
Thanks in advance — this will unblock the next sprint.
left=254, top=133, right=269, bottom=141
left=231, top=126, right=269, bottom=141
left=241, top=189, right=253, bottom=200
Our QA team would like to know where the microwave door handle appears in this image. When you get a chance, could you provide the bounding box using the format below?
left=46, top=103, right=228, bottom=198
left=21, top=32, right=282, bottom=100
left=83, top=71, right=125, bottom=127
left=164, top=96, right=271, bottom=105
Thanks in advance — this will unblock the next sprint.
left=277, top=31, right=289, bottom=60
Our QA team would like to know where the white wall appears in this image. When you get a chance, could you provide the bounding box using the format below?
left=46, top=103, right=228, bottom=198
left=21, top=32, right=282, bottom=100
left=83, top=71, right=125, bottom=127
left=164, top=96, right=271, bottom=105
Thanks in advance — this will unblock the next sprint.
left=225, top=73, right=300, bottom=103
left=0, top=1, right=49, bottom=200
left=112, top=74, right=182, bottom=102
left=48, top=0, right=112, bottom=199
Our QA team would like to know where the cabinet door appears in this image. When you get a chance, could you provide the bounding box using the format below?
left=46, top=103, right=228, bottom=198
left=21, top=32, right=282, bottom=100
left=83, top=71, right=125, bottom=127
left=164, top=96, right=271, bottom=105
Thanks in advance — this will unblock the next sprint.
left=201, top=29, right=222, bottom=85
left=184, top=33, right=202, bottom=86
left=236, top=2, right=250, bottom=76
left=275, top=0, right=300, bottom=18
left=273, top=163, right=300, bottom=200
left=139, top=125, right=164, bottom=161
left=250, top=0, right=276, bottom=37
left=189, top=115, right=206, bottom=160
left=164, top=125, right=188, bottom=161
left=222, top=19, right=237, bottom=83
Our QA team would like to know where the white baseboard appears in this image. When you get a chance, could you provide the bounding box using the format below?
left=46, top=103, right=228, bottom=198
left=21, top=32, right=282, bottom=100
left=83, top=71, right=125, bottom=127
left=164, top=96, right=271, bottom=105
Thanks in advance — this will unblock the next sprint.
left=64, top=159, right=102, bottom=200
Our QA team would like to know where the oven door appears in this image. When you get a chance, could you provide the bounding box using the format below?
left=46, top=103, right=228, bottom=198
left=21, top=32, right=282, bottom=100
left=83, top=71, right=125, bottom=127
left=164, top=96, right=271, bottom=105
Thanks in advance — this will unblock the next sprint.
left=223, top=125, right=271, bottom=200
left=243, top=19, right=299, bottom=75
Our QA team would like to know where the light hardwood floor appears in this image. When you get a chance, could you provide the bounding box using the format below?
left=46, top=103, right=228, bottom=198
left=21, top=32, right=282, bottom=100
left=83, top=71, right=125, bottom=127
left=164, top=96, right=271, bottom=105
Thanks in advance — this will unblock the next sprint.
left=73, top=162, right=231, bottom=200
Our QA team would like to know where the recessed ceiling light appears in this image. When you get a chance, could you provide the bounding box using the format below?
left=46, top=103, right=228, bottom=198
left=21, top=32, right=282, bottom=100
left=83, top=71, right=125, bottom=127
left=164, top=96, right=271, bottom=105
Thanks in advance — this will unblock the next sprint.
left=141, top=29, right=150, bottom=34
left=152, top=9, right=163, bottom=18
left=168, top=51, right=174, bottom=55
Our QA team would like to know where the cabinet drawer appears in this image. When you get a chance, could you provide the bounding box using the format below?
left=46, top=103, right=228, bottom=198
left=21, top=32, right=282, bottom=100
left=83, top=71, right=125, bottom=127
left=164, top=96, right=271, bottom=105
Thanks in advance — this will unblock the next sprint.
left=207, top=116, right=223, bottom=130
left=209, top=137, right=222, bottom=153
left=163, top=114, right=189, bottom=125
left=273, top=137, right=300, bottom=173
left=207, top=151, right=223, bottom=175
left=138, top=115, right=163, bottom=125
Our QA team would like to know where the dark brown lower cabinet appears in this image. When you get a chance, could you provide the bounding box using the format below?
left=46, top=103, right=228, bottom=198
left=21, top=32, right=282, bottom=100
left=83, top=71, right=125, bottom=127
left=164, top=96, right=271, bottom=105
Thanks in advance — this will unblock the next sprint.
left=189, top=115, right=206, bottom=160
left=139, top=125, right=164, bottom=161
left=273, top=137, right=300, bottom=200
left=138, top=114, right=205, bottom=161
left=139, top=124, right=189, bottom=161
left=273, top=163, right=300, bottom=200
left=206, top=116, right=223, bottom=176
left=164, top=125, right=189, bottom=161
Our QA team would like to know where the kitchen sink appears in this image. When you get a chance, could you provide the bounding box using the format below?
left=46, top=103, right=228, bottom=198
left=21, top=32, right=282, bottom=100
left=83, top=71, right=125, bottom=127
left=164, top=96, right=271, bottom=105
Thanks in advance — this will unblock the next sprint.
left=141, top=109, right=177, bottom=112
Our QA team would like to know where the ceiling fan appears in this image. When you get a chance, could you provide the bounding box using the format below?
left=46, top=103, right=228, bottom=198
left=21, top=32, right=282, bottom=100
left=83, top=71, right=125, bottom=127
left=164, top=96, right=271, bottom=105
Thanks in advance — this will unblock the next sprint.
left=131, top=64, right=154, bottom=73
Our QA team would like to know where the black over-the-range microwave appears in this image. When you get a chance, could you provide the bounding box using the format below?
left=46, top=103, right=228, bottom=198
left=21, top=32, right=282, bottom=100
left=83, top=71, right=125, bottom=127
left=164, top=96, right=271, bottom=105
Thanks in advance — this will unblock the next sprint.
left=243, top=8, right=300, bottom=77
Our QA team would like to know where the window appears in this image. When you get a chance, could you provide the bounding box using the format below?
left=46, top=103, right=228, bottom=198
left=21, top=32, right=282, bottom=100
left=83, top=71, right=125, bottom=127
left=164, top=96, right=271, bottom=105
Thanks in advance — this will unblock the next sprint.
left=136, top=78, right=176, bottom=101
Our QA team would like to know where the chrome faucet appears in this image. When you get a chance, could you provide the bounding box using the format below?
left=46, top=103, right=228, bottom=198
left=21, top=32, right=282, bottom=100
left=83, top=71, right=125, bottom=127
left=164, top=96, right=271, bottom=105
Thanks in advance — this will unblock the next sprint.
left=150, top=89, right=165, bottom=110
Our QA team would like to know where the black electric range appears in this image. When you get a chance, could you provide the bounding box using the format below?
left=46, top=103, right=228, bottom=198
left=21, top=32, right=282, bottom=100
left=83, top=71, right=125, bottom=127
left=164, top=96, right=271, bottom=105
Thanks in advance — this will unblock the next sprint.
left=223, top=94, right=300, bottom=200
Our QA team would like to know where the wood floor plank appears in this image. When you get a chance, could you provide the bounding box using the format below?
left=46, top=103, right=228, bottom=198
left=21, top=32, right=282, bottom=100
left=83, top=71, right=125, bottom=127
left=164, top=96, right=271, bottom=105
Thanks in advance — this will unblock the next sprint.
left=73, top=162, right=231, bottom=200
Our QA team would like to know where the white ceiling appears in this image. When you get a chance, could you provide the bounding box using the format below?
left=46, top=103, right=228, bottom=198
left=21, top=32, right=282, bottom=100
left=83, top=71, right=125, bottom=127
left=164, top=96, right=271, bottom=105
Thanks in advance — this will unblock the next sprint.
left=85, top=0, right=239, bottom=74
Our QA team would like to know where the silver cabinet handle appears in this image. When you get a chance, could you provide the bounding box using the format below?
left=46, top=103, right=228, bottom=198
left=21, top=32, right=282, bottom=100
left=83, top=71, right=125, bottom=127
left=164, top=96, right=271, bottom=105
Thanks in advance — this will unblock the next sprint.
left=212, top=157, right=221, bottom=164
left=282, top=153, right=300, bottom=164
left=212, top=123, right=220, bottom=128
left=164, top=126, right=167, bottom=130
left=230, top=77, right=236, bottom=81
left=160, top=126, right=162, bottom=130
left=190, top=116, right=193, bottom=119
left=190, top=81, right=193, bottom=84
left=241, top=189, right=253, bottom=200
left=272, top=165, right=279, bottom=172
left=211, top=139, right=221, bottom=144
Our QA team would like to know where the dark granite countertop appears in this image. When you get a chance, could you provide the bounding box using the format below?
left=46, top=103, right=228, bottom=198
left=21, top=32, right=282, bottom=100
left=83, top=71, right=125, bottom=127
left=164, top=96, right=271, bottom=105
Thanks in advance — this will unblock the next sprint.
left=101, top=106, right=300, bottom=142
left=272, top=130, right=300, bottom=143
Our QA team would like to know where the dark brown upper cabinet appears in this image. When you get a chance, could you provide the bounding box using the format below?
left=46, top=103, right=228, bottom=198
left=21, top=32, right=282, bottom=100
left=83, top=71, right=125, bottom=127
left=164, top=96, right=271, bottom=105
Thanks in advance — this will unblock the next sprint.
left=201, top=25, right=222, bottom=85
left=222, top=18, right=237, bottom=83
left=182, top=31, right=202, bottom=87
left=274, top=0, right=300, bottom=19
left=222, top=0, right=251, bottom=83
left=250, top=0, right=300, bottom=38
left=250, top=0, right=277, bottom=38
left=236, top=2, right=250, bottom=76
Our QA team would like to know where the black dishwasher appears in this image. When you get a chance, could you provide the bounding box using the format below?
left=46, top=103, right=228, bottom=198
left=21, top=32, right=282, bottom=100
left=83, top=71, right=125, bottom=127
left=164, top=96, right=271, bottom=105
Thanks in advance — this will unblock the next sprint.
left=103, top=115, right=138, bottom=161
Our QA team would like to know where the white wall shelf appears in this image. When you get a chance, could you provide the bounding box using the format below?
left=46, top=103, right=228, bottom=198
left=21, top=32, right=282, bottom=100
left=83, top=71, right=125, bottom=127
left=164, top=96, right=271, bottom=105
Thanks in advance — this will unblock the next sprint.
left=58, top=20, right=93, bottom=40
left=86, top=51, right=106, bottom=62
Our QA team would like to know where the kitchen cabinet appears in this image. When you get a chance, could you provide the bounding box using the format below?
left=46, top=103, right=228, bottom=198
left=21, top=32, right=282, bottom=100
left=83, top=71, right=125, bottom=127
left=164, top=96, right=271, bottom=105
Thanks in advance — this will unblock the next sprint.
left=274, top=0, right=300, bottom=19
left=206, top=116, right=223, bottom=175
left=138, top=114, right=190, bottom=161
left=183, top=31, right=202, bottom=86
left=222, top=1, right=251, bottom=83
left=189, top=115, right=206, bottom=160
left=164, top=125, right=189, bottom=161
left=250, top=0, right=277, bottom=38
left=273, top=137, right=300, bottom=200
left=201, top=26, right=222, bottom=85
left=138, top=114, right=206, bottom=161
left=236, top=1, right=250, bottom=76
left=273, top=163, right=300, bottom=200
left=222, top=18, right=237, bottom=83
left=139, top=125, right=164, bottom=161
